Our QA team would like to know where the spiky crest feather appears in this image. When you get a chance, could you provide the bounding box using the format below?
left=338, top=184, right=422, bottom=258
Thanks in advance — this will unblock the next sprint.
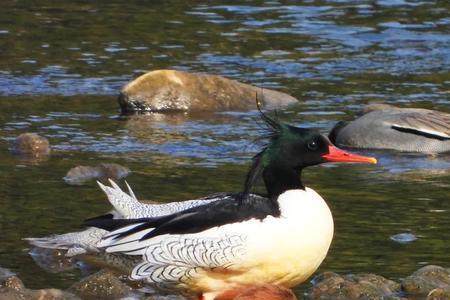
left=240, top=95, right=284, bottom=202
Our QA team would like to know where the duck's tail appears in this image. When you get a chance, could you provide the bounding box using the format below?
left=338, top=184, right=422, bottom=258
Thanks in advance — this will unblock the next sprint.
left=97, top=179, right=140, bottom=218
left=24, top=227, right=109, bottom=257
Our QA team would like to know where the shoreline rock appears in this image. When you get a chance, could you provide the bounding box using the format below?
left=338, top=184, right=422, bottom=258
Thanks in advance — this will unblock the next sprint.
left=118, top=69, right=298, bottom=113
left=4, top=264, right=450, bottom=299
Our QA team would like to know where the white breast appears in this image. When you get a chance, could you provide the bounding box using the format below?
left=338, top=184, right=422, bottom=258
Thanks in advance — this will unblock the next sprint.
left=242, top=187, right=334, bottom=287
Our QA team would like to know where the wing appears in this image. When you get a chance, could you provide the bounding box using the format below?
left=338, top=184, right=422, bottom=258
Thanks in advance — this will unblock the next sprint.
left=85, top=193, right=272, bottom=253
left=86, top=194, right=271, bottom=287
left=390, top=111, right=450, bottom=140
left=131, top=234, right=247, bottom=286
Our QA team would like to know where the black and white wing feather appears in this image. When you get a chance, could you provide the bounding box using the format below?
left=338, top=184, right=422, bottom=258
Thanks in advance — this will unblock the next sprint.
left=390, top=110, right=450, bottom=140
left=132, top=234, right=246, bottom=285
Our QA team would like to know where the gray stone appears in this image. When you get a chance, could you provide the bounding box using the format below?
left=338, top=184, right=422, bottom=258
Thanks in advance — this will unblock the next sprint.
left=63, top=163, right=131, bottom=185
left=402, top=265, right=450, bottom=296
left=309, top=272, right=402, bottom=300
left=390, top=233, right=418, bottom=244
left=69, top=270, right=133, bottom=299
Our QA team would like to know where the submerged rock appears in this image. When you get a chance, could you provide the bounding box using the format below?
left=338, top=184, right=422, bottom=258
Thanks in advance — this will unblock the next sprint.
left=402, top=265, right=450, bottom=296
left=390, top=233, right=418, bottom=244
left=0, top=267, right=79, bottom=300
left=63, top=163, right=131, bottom=185
left=118, top=69, right=297, bottom=113
left=309, top=272, right=402, bottom=299
left=28, top=247, right=75, bottom=273
left=69, top=270, right=134, bottom=300
left=0, top=287, right=79, bottom=300
left=13, top=133, right=50, bottom=157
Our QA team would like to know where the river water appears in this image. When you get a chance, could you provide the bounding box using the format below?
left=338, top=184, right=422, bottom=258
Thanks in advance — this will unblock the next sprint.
left=0, top=0, right=449, bottom=297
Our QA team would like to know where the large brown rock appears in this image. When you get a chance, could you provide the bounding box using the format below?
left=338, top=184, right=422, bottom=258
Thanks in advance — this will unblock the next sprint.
left=118, top=69, right=298, bottom=113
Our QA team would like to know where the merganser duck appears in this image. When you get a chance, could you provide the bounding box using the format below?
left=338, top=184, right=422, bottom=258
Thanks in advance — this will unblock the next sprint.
left=25, top=181, right=232, bottom=256
left=85, top=110, right=377, bottom=300
left=329, top=103, right=450, bottom=153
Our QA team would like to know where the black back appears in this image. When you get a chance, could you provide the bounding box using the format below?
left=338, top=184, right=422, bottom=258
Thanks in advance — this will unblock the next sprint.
left=84, top=193, right=276, bottom=240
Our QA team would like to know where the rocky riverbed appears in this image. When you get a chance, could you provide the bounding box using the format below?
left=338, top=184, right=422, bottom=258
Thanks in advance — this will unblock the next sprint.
left=3, top=263, right=450, bottom=300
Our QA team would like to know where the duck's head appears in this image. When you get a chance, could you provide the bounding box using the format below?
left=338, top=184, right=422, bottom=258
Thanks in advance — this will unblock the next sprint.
left=262, top=122, right=377, bottom=170
left=243, top=108, right=377, bottom=199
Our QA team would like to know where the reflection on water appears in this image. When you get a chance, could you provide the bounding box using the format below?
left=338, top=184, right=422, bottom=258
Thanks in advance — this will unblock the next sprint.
left=0, top=0, right=449, bottom=297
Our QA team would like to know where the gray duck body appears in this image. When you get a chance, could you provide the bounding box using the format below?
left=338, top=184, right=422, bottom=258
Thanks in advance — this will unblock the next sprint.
left=330, top=104, right=450, bottom=153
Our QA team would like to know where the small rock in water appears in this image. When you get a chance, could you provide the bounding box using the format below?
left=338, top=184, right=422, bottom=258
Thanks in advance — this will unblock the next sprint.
left=3, top=276, right=25, bottom=291
left=13, top=133, right=50, bottom=157
left=28, top=247, right=75, bottom=273
left=0, top=266, right=80, bottom=300
left=402, top=265, right=450, bottom=296
left=98, top=163, right=131, bottom=179
left=63, top=163, right=131, bottom=185
left=309, top=272, right=402, bottom=299
left=69, top=270, right=134, bottom=299
left=390, top=232, right=418, bottom=244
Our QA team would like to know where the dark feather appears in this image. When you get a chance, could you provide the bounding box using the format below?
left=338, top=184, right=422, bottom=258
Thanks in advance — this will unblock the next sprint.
left=256, top=93, right=282, bottom=133
left=86, top=193, right=277, bottom=242
left=84, top=216, right=154, bottom=232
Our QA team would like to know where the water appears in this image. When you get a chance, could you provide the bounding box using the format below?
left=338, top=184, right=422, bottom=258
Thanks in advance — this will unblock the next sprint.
left=0, top=0, right=449, bottom=297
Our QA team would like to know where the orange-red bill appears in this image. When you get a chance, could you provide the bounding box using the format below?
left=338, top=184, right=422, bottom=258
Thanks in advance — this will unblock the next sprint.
left=322, top=145, right=377, bottom=164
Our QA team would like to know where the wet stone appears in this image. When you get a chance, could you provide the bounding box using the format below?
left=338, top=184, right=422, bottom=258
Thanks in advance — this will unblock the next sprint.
left=402, top=265, right=450, bottom=296
left=3, top=276, right=25, bottom=290
left=0, top=284, right=79, bottom=300
left=119, top=69, right=297, bottom=113
left=13, top=133, right=50, bottom=157
left=390, top=233, right=418, bottom=244
left=309, top=272, right=402, bottom=300
left=0, top=265, right=79, bottom=299
left=63, top=163, right=131, bottom=185
left=69, top=270, right=134, bottom=300
left=426, top=288, right=450, bottom=300
left=28, top=247, right=75, bottom=273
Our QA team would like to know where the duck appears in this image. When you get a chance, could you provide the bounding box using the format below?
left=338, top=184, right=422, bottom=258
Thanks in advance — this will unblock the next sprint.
left=25, top=180, right=235, bottom=256
left=329, top=103, right=450, bottom=153
left=84, top=109, right=377, bottom=300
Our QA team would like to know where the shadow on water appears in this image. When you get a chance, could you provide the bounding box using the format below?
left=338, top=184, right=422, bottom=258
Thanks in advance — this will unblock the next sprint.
left=0, top=0, right=449, bottom=297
